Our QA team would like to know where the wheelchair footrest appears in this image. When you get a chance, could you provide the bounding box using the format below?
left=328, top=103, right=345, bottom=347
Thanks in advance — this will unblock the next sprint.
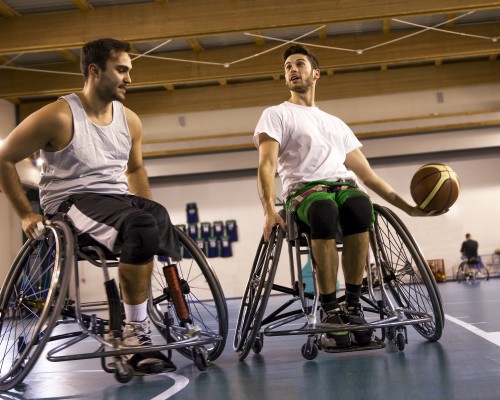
left=320, top=337, right=385, bottom=353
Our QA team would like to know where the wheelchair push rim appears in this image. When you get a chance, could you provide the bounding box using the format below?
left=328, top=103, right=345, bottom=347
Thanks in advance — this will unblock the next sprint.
left=0, top=222, right=72, bottom=391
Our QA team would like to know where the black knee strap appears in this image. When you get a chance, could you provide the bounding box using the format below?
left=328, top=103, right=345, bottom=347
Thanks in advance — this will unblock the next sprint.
left=308, top=200, right=339, bottom=240
left=340, top=195, right=373, bottom=236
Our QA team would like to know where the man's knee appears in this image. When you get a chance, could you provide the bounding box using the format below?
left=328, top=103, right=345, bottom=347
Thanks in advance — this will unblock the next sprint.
left=340, top=195, right=373, bottom=236
left=120, top=213, right=159, bottom=264
left=307, top=200, right=339, bottom=240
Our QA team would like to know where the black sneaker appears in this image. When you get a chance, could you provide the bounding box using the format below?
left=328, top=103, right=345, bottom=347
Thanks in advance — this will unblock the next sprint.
left=320, top=308, right=351, bottom=348
left=345, top=302, right=373, bottom=346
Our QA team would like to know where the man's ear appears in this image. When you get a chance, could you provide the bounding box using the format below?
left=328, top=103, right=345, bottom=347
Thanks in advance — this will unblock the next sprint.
left=89, top=64, right=99, bottom=78
left=314, top=68, right=320, bottom=80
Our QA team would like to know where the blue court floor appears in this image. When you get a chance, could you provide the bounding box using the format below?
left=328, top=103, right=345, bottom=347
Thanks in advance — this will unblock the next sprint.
left=4, top=278, right=500, bottom=400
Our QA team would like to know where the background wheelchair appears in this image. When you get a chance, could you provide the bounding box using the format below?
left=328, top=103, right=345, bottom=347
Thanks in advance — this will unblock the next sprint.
left=234, top=204, right=444, bottom=361
left=0, top=213, right=228, bottom=391
left=456, top=256, right=490, bottom=282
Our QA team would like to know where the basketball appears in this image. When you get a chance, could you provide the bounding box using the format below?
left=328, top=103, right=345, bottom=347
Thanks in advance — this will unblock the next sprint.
left=410, top=163, right=460, bottom=213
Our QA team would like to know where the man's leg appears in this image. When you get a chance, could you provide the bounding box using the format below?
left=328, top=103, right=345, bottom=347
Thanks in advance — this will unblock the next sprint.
left=311, top=239, right=338, bottom=296
left=119, top=262, right=153, bottom=306
left=339, top=194, right=374, bottom=345
left=117, top=212, right=176, bottom=373
left=342, top=232, right=369, bottom=290
left=306, top=200, right=351, bottom=347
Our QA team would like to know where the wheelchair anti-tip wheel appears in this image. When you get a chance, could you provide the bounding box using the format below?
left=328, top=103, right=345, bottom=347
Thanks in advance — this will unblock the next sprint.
left=0, top=221, right=73, bottom=391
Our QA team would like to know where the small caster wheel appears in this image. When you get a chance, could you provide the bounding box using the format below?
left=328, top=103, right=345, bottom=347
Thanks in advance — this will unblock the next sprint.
left=193, top=347, right=208, bottom=371
left=101, top=355, right=116, bottom=373
left=114, top=363, right=134, bottom=383
left=301, top=342, right=318, bottom=360
left=252, top=334, right=264, bottom=354
left=386, top=327, right=395, bottom=341
left=396, top=332, right=405, bottom=351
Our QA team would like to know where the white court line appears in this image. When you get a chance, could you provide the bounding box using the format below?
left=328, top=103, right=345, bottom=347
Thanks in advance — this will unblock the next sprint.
left=27, top=370, right=189, bottom=399
left=151, top=372, right=189, bottom=400
left=445, top=314, right=500, bottom=347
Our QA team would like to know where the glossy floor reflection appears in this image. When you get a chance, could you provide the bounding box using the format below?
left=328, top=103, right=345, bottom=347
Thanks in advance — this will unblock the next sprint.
left=4, top=279, right=500, bottom=400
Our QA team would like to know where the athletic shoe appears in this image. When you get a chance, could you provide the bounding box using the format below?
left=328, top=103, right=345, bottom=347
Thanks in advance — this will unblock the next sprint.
left=122, top=318, right=176, bottom=374
left=345, top=302, right=374, bottom=346
left=320, top=308, right=351, bottom=348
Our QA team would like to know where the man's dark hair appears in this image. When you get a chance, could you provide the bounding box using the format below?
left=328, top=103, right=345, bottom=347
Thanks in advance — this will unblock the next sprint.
left=80, top=38, right=130, bottom=80
left=283, top=44, right=320, bottom=70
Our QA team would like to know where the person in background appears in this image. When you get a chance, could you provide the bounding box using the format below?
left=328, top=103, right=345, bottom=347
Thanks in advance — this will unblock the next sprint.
left=461, top=233, right=480, bottom=277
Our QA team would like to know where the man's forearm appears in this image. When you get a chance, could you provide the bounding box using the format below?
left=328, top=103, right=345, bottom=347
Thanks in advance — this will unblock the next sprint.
left=0, top=161, right=34, bottom=218
left=257, top=167, right=276, bottom=215
left=126, top=166, right=152, bottom=200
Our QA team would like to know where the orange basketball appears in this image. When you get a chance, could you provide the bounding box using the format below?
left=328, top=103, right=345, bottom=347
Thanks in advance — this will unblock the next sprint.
left=410, top=163, right=460, bottom=213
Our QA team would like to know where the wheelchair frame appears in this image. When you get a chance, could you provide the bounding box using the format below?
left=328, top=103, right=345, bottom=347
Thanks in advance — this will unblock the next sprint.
left=456, top=256, right=490, bottom=282
left=0, top=214, right=228, bottom=391
left=234, top=204, right=444, bottom=361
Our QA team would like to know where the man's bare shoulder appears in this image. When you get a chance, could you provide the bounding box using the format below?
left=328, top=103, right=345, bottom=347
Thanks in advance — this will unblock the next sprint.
left=25, top=98, right=73, bottom=130
left=124, top=107, right=142, bottom=138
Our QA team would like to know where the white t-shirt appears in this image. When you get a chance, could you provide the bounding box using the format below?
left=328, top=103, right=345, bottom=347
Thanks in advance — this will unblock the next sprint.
left=254, top=101, right=362, bottom=199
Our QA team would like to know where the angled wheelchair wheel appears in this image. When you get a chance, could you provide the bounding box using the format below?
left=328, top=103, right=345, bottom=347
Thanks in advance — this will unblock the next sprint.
left=456, top=262, right=466, bottom=282
left=149, top=226, right=228, bottom=362
left=0, top=221, right=73, bottom=391
left=233, top=227, right=283, bottom=361
left=372, top=205, right=444, bottom=342
left=475, top=265, right=490, bottom=281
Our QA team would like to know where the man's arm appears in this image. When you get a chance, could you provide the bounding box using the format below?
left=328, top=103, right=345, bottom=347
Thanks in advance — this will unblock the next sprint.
left=345, top=148, right=429, bottom=217
left=124, top=108, right=152, bottom=200
left=0, top=101, right=68, bottom=238
left=257, top=134, right=286, bottom=241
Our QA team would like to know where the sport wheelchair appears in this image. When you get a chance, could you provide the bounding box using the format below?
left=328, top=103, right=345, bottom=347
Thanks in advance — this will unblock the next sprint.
left=0, top=213, right=228, bottom=391
left=234, top=204, right=444, bottom=361
left=456, top=256, right=490, bottom=282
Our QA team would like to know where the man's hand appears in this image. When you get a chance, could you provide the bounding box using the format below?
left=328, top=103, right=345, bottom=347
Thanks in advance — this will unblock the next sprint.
left=263, top=212, right=287, bottom=242
left=22, top=213, right=46, bottom=240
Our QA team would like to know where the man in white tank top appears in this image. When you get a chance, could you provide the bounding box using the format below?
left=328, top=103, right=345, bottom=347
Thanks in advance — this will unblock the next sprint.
left=0, top=38, right=178, bottom=373
left=254, top=44, right=434, bottom=348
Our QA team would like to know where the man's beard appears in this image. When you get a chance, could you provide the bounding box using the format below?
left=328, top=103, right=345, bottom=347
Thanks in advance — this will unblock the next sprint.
left=288, top=73, right=314, bottom=93
left=97, top=83, right=125, bottom=103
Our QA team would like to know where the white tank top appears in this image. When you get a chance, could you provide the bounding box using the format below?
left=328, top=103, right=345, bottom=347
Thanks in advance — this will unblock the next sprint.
left=39, top=93, right=131, bottom=214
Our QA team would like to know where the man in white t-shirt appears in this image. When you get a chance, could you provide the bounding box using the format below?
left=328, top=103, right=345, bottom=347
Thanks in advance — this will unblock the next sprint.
left=254, top=44, right=430, bottom=348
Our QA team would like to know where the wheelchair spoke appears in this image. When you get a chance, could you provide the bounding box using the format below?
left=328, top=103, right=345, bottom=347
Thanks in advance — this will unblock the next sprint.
left=373, top=205, right=443, bottom=341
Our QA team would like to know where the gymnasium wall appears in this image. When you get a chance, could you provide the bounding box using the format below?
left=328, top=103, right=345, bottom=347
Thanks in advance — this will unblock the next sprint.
left=0, top=83, right=499, bottom=297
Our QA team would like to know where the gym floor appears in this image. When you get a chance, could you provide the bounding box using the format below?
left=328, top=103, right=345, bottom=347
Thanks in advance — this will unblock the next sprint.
left=5, top=278, right=500, bottom=400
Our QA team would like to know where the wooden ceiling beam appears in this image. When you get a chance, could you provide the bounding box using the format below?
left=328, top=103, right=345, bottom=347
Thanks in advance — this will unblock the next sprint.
left=1, top=22, right=498, bottom=99
left=1, top=0, right=500, bottom=54
left=17, top=59, right=499, bottom=120
left=0, top=0, right=20, bottom=18
left=70, top=0, right=94, bottom=11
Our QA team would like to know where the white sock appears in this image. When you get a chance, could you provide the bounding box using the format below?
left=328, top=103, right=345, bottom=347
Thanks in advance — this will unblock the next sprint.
left=123, top=299, right=148, bottom=322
